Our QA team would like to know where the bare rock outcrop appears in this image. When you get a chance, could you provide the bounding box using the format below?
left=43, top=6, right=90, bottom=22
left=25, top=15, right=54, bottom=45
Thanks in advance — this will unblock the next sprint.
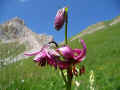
left=0, top=17, right=53, bottom=50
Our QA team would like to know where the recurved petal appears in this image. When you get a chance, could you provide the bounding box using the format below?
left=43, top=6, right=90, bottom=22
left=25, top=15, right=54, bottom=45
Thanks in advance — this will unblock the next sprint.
left=33, top=51, right=46, bottom=62
left=24, top=50, right=40, bottom=56
left=80, top=39, right=87, bottom=50
left=73, top=49, right=82, bottom=54
left=73, top=39, right=87, bottom=62
left=33, top=54, right=42, bottom=62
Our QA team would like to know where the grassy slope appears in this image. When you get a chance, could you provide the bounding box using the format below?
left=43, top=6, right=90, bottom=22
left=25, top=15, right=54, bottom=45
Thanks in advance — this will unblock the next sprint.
left=69, top=22, right=120, bottom=90
left=0, top=42, right=25, bottom=59
left=0, top=22, right=120, bottom=90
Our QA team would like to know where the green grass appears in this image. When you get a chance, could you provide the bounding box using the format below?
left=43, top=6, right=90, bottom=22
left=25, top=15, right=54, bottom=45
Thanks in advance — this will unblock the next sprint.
left=0, top=42, right=25, bottom=59
left=0, top=22, right=120, bottom=90
left=69, top=22, right=120, bottom=90
left=0, top=42, right=25, bottom=67
left=0, top=58, right=65, bottom=90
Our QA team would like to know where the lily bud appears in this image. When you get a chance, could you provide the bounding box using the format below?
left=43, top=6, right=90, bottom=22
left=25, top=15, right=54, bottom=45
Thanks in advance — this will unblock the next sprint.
left=54, top=7, right=65, bottom=30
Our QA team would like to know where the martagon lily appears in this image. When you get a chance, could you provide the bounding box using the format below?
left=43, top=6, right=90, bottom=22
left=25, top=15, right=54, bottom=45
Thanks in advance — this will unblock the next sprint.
left=24, top=39, right=86, bottom=72
left=24, top=6, right=87, bottom=90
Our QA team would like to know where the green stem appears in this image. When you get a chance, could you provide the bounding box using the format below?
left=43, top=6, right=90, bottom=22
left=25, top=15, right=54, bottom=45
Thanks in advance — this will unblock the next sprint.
left=60, top=70, right=67, bottom=84
left=65, top=21, right=68, bottom=45
left=66, top=66, right=72, bottom=90
left=64, top=7, right=73, bottom=90
left=65, top=7, right=68, bottom=45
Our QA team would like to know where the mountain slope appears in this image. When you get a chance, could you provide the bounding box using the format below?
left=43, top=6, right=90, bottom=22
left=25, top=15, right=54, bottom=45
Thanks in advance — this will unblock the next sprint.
left=70, top=16, right=120, bottom=41
left=0, top=17, right=53, bottom=50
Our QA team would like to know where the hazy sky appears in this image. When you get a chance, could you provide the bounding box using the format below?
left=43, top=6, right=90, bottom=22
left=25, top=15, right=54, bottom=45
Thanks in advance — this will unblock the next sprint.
left=0, top=0, right=120, bottom=42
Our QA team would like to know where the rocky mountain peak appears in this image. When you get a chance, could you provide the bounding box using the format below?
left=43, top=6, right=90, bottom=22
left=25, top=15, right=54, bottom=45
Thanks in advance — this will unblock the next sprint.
left=5, top=16, right=24, bottom=25
left=0, top=17, right=53, bottom=50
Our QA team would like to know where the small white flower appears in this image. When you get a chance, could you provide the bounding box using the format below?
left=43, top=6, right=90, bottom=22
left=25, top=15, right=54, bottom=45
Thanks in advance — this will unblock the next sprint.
left=21, top=80, right=24, bottom=83
left=89, top=70, right=95, bottom=90
left=63, top=70, right=67, bottom=76
left=75, top=81, right=80, bottom=87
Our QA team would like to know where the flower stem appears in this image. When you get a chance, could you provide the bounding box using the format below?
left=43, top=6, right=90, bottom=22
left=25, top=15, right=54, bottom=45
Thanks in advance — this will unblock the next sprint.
left=61, top=70, right=67, bottom=84
left=65, top=20, right=68, bottom=45
left=66, top=66, right=72, bottom=90
left=64, top=7, right=73, bottom=90
left=60, top=8, right=69, bottom=88
left=65, top=7, right=68, bottom=45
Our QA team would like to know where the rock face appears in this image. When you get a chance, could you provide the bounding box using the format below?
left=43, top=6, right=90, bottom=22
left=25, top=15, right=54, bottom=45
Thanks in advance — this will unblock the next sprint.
left=0, top=17, right=53, bottom=50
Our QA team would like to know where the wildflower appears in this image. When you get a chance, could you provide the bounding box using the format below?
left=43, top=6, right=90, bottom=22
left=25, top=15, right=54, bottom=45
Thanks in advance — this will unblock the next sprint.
left=24, top=39, right=87, bottom=72
left=89, top=70, right=95, bottom=90
left=24, top=45, right=60, bottom=68
left=75, top=81, right=80, bottom=87
left=21, top=80, right=24, bottom=83
left=54, top=7, right=65, bottom=30
left=56, top=39, right=86, bottom=64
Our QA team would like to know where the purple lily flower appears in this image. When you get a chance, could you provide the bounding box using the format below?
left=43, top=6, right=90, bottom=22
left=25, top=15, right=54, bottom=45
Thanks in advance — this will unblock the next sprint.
left=24, top=45, right=59, bottom=67
left=54, top=7, right=65, bottom=30
left=24, top=39, right=87, bottom=70
left=55, top=39, right=86, bottom=70
left=56, top=39, right=87, bottom=63
left=25, top=50, right=47, bottom=66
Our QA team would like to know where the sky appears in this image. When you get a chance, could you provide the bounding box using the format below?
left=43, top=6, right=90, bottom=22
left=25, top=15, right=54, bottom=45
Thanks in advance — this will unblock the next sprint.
left=0, top=0, right=120, bottom=43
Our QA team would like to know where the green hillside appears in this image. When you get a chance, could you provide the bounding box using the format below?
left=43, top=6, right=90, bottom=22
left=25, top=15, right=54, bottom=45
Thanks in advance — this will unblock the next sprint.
left=0, top=42, right=25, bottom=59
left=0, top=22, right=120, bottom=90
left=0, top=42, right=25, bottom=67
left=69, top=22, right=120, bottom=90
